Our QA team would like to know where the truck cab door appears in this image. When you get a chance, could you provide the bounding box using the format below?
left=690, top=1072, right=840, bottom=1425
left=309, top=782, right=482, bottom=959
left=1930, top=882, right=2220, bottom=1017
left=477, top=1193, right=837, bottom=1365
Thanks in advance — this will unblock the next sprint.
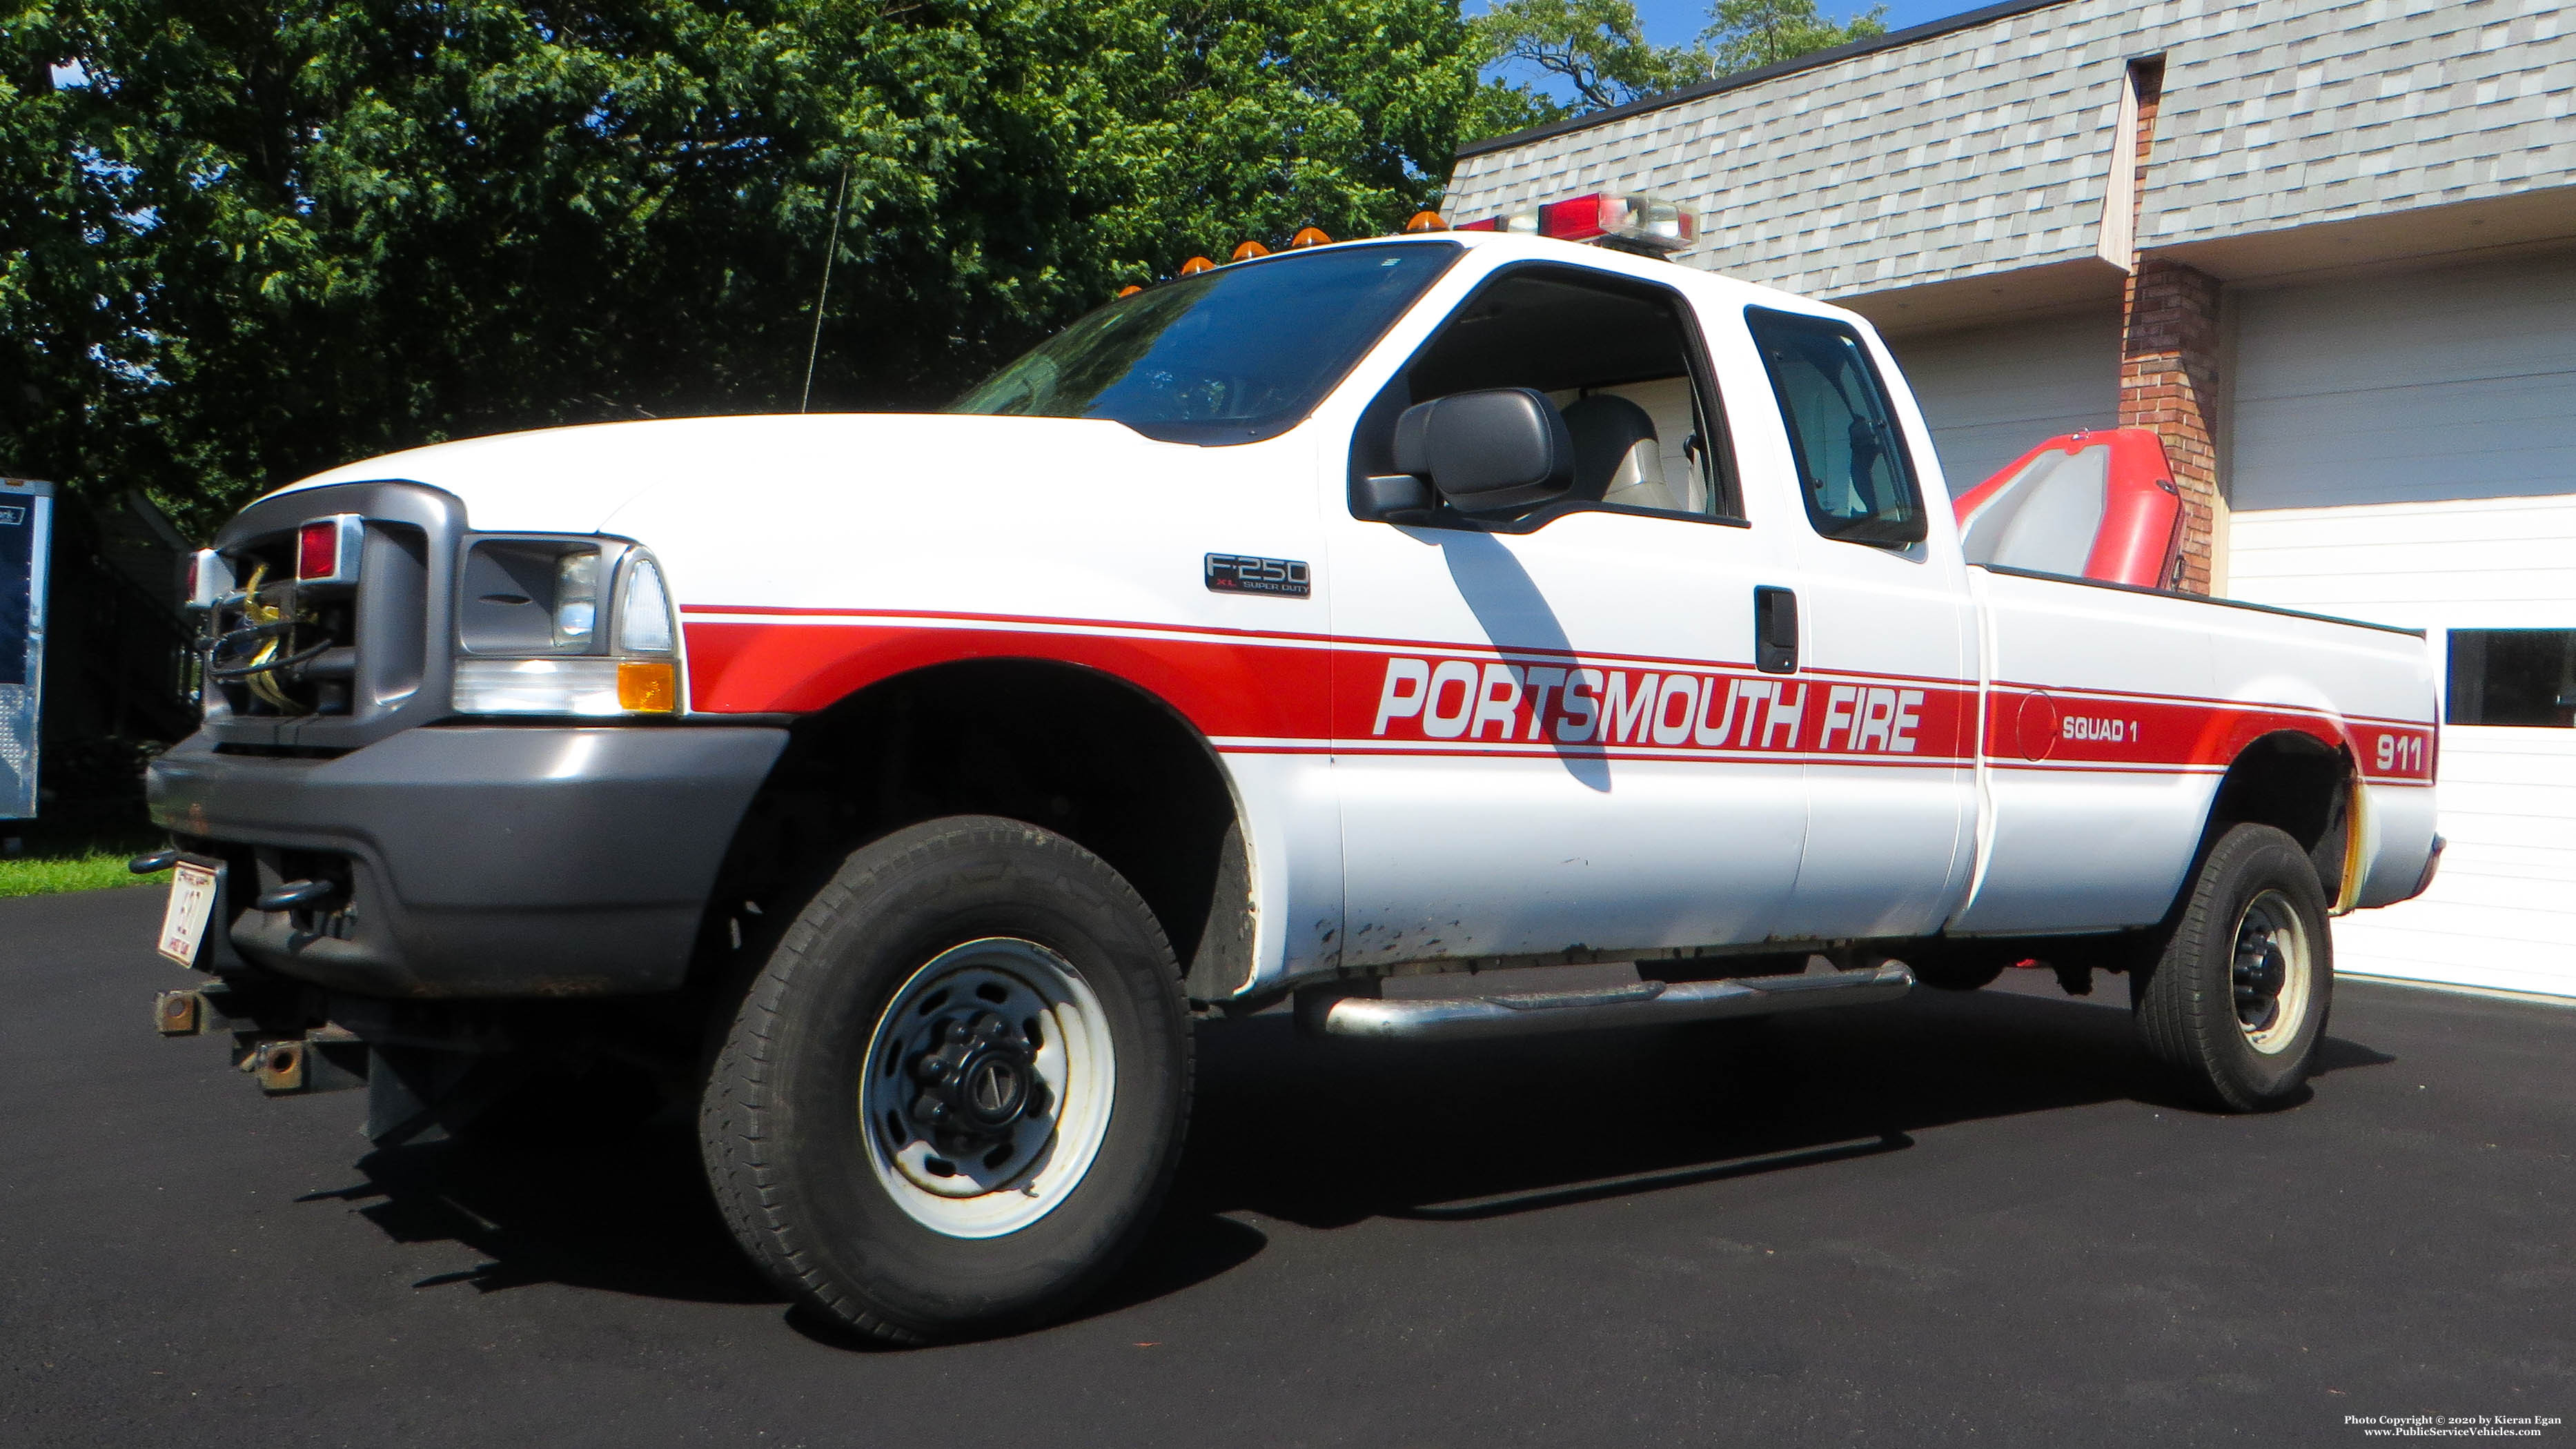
left=1324, top=262, right=1806, bottom=970
left=1734, top=306, right=1978, bottom=940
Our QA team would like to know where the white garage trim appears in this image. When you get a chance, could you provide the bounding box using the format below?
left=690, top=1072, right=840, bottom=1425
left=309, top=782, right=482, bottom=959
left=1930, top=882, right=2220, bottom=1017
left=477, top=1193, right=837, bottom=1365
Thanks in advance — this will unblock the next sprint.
left=2229, top=495, right=2576, bottom=629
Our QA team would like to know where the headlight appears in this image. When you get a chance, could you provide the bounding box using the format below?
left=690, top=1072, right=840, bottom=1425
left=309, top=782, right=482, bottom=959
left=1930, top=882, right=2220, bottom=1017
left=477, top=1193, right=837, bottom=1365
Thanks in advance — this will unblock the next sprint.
left=552, top=551, right=601, bottom=649
left=453, top=538, right=683, bottom=718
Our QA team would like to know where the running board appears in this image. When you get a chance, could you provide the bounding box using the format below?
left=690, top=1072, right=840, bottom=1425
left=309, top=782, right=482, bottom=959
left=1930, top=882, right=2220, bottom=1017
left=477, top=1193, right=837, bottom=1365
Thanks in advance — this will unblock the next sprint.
left=1310, top=963, right=1915, bottom=1043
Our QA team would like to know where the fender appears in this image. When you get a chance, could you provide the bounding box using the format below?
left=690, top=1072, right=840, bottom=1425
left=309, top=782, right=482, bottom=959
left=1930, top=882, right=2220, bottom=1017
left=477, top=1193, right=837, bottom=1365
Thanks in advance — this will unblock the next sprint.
left=678, top=605, right=1333, bottom=744
left=685, top=615, right=1273, bottom=1000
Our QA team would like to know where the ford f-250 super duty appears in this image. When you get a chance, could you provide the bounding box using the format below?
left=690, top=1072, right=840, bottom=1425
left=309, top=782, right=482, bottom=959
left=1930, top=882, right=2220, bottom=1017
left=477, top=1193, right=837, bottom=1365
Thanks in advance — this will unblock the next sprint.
left=140, top=202, right=2443, bottom=1343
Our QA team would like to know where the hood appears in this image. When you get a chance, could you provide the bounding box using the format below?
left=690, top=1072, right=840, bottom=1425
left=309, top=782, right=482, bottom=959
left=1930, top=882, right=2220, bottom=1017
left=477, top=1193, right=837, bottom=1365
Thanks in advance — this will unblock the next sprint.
left=271, top=413, right=1179, bottom=535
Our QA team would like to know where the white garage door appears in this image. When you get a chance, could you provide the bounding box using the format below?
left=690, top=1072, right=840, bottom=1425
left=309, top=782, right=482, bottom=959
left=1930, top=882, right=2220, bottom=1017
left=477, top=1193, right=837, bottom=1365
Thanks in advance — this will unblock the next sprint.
left=2226, top=251, right=2576, bottom=1000
left=1886, top=309, right=2122, bottom=497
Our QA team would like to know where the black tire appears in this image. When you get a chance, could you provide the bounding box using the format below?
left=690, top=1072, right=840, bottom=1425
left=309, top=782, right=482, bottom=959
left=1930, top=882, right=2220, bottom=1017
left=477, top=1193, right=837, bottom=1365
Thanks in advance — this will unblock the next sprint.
left=699, top=815, right=1192, bottom=1343
left=2131, top=822, right=2334, bottom=1112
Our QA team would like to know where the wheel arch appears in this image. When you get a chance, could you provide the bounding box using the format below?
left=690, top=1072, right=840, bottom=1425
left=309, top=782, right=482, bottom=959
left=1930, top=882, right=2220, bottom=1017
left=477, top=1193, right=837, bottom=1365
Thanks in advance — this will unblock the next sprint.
left=701, top=657, right=1256, bottom=1002
left=2201, top=727, right=2359, bottom=909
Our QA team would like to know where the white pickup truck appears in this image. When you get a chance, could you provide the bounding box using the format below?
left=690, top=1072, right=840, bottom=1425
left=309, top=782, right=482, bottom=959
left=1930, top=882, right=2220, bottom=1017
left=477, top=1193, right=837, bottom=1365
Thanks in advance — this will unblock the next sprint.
left=144, top=205, right=2442, bottom=1343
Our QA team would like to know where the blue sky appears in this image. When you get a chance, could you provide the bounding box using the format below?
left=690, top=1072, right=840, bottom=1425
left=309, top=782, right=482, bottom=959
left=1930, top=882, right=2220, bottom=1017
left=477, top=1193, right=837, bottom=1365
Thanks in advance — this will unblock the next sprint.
left=1474, top=0, right=1990, bottom=52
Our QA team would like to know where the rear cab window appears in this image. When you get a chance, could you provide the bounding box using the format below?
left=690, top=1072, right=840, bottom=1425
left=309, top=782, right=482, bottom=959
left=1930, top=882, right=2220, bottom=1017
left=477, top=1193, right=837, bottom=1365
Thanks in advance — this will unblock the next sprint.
left=1744, top=306, right=1926, bottom=546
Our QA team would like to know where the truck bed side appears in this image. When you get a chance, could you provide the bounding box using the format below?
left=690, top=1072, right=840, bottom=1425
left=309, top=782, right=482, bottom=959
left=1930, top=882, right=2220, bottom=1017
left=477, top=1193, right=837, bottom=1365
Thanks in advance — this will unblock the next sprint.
left=1956, top=564, right=2439, bottom=936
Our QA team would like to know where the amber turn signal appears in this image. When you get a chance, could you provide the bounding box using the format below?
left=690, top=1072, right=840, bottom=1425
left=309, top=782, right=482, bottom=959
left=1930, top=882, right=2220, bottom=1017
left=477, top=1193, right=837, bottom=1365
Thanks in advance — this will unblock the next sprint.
left=1288, top=226, right=1331, bottom=249
left=1404, top=210, right=1447, bottom=233
left=618, top=660, right=678, bottom=713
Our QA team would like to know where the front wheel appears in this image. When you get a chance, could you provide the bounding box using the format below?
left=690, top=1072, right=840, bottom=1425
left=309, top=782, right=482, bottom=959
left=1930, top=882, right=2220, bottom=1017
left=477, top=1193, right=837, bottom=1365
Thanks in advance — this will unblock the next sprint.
left=700, top=816, right=1192, bottom=1343
left=2132, top=822, right=2334, bottom=1112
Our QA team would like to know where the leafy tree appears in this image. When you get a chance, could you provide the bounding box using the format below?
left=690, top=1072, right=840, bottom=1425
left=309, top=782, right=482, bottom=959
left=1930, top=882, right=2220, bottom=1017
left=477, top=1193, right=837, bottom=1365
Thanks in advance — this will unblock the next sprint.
left=1466, top=0, right=1887, bottom=141
left=1468, top=0, right=1698, bottom=121
left=1698, top=0, right=1885, bottom=74
left=0, top=0, right=1477, bottom=534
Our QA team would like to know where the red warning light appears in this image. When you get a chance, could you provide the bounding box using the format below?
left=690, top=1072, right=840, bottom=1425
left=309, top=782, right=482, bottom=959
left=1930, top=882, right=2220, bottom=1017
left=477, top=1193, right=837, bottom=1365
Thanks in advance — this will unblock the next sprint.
left=1499, top=193, right=1698, bottom=250
left=297, top=520, right=338, bottom=581
left=295, top=515, right=360, bottom=585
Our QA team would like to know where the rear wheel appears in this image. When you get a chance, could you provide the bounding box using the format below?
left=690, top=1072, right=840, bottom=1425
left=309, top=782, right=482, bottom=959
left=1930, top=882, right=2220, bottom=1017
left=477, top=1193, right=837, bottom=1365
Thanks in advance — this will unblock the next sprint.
left=2132, top=822, right=2333, bottom=1112
left=700, top=816, right=1191, bottom=1343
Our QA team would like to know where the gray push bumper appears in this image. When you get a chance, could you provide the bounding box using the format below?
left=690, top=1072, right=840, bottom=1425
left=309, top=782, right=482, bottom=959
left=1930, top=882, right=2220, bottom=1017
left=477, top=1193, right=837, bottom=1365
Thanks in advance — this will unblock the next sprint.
left=148, top=724, right=787, bottom=998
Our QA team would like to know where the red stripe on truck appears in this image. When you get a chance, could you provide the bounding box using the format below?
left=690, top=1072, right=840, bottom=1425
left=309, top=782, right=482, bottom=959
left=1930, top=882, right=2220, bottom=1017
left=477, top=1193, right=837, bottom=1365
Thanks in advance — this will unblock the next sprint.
left=681, top=610, right=2433, bottom=784
left=682, top=618, right=1335, bottom=739
left=1985, top=686, right=2435, bottom=785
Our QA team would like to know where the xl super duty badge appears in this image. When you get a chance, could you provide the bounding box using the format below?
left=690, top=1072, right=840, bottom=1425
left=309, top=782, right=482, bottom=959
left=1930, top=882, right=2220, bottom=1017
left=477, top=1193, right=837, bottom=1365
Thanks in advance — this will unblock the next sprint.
left=1205, top=553, right=1310, bottom=598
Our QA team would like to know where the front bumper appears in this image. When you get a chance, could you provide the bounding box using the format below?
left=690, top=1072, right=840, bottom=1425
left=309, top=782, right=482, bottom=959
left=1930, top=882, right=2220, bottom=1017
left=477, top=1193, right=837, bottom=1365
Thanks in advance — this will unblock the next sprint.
left=148, top=724, right=787, bottom=998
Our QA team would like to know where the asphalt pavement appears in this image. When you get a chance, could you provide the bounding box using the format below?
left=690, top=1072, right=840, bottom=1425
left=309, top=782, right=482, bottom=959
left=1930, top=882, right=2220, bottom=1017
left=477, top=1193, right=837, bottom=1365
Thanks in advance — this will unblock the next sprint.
left=5, top=885, right=2570, bottom=1448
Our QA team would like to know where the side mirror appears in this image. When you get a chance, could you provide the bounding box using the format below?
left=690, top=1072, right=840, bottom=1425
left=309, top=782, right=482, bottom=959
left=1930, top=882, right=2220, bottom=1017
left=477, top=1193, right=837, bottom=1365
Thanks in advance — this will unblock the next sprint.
left=1392, top=388, right=1575, bottom=512
left=1350, top=472, right=1436, bottom=524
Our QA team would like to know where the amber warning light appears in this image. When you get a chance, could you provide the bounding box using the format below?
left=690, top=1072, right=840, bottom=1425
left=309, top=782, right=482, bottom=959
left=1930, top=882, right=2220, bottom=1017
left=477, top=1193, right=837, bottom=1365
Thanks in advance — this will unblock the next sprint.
left=1457, top=192, right=1698, bottom=253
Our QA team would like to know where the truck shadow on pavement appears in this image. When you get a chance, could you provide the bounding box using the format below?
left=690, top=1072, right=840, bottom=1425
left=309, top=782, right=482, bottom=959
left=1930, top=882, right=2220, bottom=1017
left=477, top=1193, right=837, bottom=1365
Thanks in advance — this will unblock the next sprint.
left=1172, top=984, right=2397, bottom=1232
left=305, top=983, right=2393, bottom=1341
left=306, top=1127, right=777, bottom=1305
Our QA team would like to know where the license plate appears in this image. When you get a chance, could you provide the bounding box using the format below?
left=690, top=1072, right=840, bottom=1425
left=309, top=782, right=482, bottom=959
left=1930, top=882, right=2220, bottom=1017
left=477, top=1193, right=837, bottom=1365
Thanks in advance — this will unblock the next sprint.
left=156, top=861, right=221, bottom=968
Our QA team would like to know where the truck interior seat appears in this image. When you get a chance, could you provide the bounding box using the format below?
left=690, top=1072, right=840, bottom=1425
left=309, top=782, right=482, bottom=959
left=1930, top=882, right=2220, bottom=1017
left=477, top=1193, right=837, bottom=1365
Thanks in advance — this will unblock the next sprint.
left=1562, top=393, right=1681, bottom=513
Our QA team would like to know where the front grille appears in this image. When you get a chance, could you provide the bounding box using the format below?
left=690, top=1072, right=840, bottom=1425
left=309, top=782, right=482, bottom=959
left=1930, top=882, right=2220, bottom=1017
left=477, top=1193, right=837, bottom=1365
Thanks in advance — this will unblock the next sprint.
left=205, top=532, right=362, bottom=718
left=200, top=481, right=466, bottom=750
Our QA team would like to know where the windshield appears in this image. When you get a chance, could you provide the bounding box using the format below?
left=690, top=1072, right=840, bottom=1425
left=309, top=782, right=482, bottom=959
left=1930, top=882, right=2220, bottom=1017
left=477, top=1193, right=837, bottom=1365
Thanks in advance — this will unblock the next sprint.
left=948, top=241, right=1462, bottom=444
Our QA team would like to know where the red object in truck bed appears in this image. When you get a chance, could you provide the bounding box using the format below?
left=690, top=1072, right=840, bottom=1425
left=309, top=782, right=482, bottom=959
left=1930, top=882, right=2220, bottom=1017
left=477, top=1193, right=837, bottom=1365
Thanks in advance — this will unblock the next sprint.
left=1952, top=428, right=2185, bottom=589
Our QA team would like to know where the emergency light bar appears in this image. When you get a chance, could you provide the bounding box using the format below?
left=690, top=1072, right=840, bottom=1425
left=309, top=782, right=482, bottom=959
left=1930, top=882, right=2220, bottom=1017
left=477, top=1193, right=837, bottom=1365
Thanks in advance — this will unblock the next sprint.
left=1455, top=192, right=1698, bottom=253
left=1109, top=191, right=1698, bottom=302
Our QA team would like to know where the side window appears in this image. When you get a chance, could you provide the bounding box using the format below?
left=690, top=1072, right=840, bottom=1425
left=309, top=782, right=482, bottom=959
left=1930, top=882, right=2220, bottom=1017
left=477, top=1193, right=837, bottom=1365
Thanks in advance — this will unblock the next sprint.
left=1355, top=266, right=1742, bottom=523
left=2448, top=629, right=2576, bottom=727
left=1745, top=306, right=1926, bottom=546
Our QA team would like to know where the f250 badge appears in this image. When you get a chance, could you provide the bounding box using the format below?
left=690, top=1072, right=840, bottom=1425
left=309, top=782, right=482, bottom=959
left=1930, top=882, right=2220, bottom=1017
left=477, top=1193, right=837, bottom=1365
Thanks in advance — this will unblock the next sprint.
left=1205, top=553, right=1311, bottom=598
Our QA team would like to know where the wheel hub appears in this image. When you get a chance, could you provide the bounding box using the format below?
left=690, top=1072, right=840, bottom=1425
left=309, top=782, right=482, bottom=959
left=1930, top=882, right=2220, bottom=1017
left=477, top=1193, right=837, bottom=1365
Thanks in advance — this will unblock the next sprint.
left=2232, top=914, right=2290, bottom=1034
left=906, top=1011, right=1050, bottom=1150
left=861, top=938, right=1116, bottom=1236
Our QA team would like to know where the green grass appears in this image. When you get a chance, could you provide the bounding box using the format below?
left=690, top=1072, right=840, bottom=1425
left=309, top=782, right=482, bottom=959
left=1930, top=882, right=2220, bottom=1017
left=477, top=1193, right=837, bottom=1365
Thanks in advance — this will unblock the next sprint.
left=0, top=845, right=159, bottom=898
left=1, top=807, right=164, bottom=898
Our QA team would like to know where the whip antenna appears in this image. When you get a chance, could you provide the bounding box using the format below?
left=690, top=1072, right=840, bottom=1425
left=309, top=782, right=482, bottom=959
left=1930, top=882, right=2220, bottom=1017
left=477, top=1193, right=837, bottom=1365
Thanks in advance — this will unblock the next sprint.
left=800, top=159, right=852, bottom=414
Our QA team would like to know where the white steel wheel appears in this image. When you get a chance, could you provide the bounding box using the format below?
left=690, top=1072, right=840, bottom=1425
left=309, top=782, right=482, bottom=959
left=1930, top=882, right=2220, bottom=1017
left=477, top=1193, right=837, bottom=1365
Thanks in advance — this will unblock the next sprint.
left=860, top=938, right=1117, bottom=1238
left=2230, top=889, right=2314, bottom=1056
